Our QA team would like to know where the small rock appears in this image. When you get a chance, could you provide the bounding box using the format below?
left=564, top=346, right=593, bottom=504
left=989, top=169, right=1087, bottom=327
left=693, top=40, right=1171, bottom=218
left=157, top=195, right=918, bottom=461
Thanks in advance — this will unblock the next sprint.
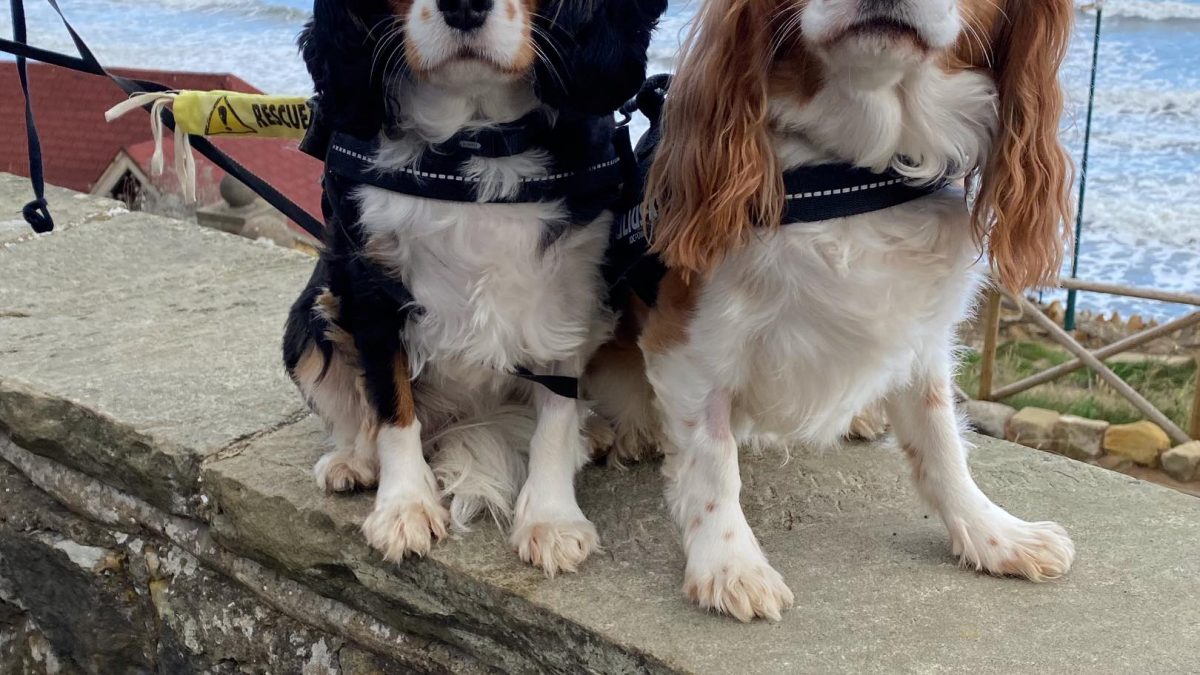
left=1046, top=300, right=1065, bottom=324
left=962, top=400, right=1016, bottom=439
left=1053, top=415, right=1109, bottom=461
left=1006, top=407, right=1061, bottom=451
left=1162, top=441, right=1200, bottom=482
left=1103, top=421, right=1171, bottom=467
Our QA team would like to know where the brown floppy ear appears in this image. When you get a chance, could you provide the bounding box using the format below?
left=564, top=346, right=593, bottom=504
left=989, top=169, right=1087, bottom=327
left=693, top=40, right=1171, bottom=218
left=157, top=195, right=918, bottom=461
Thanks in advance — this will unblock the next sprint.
left=645, top=0, right=784, bottom=277
left=975, top=0, right=1076, bottom=292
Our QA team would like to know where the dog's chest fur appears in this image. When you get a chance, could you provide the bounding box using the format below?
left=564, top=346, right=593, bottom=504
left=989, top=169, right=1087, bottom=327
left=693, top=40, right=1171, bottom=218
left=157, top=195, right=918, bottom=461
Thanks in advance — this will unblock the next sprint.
left=685, top=189, right=983, bottom=444
left=356, top=184, right=611, bottom=381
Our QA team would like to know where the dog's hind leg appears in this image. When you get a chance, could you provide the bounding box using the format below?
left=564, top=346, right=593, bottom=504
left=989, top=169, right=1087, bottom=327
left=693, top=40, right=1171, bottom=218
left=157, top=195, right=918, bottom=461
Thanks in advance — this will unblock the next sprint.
left=584, top=338, right=662, bottom=466
left=291, top=345, right=380, bottom=493
left=886, top=348, right=1074, bottom=581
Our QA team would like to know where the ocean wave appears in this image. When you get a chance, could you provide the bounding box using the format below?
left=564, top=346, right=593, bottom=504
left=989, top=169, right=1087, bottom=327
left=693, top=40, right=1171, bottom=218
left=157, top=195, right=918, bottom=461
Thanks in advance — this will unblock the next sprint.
left=146, top=0, right=310, bottom=22
left=1093, top=88, right=1200, bottom=119
left=1095, top=0, right=1200, bottom=22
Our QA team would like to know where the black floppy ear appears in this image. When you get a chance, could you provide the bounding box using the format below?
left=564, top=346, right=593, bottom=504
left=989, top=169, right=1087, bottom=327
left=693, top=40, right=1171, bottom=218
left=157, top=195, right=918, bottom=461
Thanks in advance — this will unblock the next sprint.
left=534, top=0, right=668, bottom=115
left=299, top=0, right=395, bottom=138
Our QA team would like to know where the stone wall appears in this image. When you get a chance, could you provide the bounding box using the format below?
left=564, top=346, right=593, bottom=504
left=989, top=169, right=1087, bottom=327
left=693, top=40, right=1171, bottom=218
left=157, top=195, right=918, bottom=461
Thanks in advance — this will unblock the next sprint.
left=3, top=174, right=1200, bottom=673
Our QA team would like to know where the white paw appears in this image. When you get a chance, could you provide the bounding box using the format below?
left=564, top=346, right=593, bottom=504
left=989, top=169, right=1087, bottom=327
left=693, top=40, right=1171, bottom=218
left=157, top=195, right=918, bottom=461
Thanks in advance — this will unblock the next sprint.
left=314, top=451, right=377, bottom=493
left=947, top=511, right=1075, bottom=582
left=510, top=518, right=599, bottom=577
left=362, top=497, right=450, bottom=562
left=683, top=554, right=794, bottom=622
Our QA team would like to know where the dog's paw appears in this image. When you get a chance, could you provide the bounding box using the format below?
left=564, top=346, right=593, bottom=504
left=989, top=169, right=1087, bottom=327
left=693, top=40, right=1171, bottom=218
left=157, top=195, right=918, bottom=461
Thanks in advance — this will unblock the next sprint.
left=362, top=497, right=450, bottom=561
left=315, top=451, right=378, bottom=493
left=948, top=513, right=1074, bottom=582
left=683, top=555, right=794, bottom=622
left=583, top=413, right=617, bottom=460
left=510, top=518, right=600, bottom=577
left=846, top=403, right=889, bottom=441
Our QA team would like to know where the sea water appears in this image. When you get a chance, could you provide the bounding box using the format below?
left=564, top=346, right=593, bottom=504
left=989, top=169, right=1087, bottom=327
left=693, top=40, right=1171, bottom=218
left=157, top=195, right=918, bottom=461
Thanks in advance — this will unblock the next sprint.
left=4, top=0, right=1197, bottom=318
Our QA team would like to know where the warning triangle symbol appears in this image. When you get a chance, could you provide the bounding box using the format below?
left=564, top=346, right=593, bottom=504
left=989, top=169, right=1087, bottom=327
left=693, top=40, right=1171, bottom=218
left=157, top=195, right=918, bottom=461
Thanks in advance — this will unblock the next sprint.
left=205, top=96, right=256, bottom=135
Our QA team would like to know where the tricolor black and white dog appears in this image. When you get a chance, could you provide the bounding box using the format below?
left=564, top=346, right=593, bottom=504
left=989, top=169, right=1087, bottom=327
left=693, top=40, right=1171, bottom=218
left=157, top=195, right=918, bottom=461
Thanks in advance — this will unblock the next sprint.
left=283, top=0, right=664, bottom=575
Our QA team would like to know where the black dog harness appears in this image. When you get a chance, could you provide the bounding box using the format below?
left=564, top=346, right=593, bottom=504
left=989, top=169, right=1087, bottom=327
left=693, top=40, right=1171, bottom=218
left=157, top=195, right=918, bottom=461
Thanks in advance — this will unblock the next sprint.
left=302, top=107, right=634, bottom=399
left=607, top=75, right=949, bottom=306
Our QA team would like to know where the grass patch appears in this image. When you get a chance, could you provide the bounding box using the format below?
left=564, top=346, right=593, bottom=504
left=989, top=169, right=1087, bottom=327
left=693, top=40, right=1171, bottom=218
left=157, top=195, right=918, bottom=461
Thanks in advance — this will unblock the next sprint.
left=956, top=340, right=1197, bottom=429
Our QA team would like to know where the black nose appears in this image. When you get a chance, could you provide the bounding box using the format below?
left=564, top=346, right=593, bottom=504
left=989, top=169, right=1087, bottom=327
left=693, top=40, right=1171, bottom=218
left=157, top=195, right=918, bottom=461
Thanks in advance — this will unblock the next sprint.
left=437, top=0, right=492, bottom=32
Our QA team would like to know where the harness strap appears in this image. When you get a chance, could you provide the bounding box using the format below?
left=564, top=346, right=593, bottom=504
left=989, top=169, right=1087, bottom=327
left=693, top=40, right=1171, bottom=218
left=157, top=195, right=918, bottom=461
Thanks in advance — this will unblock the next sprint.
left=0, top=0, right=324, bottom=240
left=326, top=131, right=627, bottom=205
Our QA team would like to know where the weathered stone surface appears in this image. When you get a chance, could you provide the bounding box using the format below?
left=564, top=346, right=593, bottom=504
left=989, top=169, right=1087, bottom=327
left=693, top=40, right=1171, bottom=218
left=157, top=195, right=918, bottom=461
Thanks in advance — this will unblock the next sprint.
left=0, top=175, right=128, bottom=245
left=1005, top=407, right=1060, bottom=450
left=1052, top=415, right=1109, bottom=461
left=0, top=443, right=469, bottom=675
left=1162, top=441, right=1200, bottom=482
left=1104, top=421, right=1171, bottom=467
left=961, top=400, right=1016, bottom=438
left=0, top=196, right=314, bottom=513
left=203, top=416, right=1200, bottom=674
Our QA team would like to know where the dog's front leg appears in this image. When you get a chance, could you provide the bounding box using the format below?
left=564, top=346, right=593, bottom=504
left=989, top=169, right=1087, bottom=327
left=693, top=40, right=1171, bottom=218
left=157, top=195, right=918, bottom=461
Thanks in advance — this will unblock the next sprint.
left=660, top=387, right=794, bottom=622
left=886, top=351, right=1074, bottom=580
left=360, top=353, right=449, bottom=561
left=510, top=372, right=599, bottom=576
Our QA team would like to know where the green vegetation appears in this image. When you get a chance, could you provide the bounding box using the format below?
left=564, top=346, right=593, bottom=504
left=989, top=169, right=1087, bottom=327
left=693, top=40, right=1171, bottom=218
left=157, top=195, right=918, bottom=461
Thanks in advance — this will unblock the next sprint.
left=956, top=340, right=1197, bottom=430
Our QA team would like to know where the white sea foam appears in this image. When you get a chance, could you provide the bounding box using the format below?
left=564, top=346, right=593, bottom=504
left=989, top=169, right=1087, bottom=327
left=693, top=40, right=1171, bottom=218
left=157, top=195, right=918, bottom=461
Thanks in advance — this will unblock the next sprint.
left=1099, top=0, right=1200, bottom=22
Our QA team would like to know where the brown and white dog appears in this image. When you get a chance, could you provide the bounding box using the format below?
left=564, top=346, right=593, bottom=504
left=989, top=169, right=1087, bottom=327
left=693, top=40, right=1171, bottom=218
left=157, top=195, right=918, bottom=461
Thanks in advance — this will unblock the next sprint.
left=588, top=0, right=1076, bottom=621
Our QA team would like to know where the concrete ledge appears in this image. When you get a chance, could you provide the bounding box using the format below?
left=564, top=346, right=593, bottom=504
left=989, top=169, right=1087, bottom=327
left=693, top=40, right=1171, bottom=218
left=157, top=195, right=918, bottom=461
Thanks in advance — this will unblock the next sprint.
left=2, top=174, right=1199, bottom=672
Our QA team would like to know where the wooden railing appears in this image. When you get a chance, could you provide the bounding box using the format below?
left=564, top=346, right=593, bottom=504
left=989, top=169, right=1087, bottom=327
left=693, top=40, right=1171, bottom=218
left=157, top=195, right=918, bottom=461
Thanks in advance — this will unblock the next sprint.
left=974, top=279, right=1200, bottom=444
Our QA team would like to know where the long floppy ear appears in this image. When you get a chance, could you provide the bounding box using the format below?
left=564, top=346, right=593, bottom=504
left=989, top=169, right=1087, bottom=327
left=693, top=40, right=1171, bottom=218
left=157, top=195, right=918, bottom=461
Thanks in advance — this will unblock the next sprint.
left=300, top=0, right=394, bottom=137
left=976, top=0, right=1076, bottom=292
left=645, top=0, right=783, bottom=276
left=535, top=0, right=668, bottom=115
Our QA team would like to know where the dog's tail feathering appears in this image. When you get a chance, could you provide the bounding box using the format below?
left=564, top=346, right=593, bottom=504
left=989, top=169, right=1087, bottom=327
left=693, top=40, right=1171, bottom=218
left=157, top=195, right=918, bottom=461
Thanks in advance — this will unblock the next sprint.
left=430, top=405, right=535, bottom=531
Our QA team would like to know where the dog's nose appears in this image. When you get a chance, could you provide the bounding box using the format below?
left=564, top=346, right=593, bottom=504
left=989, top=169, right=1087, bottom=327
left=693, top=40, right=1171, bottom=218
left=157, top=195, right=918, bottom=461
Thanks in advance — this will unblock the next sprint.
left=437, top=0, right=492, bottom=32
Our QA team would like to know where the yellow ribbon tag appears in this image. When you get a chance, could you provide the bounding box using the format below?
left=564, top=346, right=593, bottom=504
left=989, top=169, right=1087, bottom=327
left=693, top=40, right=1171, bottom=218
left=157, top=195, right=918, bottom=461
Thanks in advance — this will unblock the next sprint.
left=171, top=91, right=313, bottom=139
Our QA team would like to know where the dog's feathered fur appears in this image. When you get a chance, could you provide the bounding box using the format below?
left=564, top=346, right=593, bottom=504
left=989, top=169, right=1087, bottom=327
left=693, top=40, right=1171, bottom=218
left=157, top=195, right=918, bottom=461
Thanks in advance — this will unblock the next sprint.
left=587, top=0, right=1076, bottom=620
left=284, top=0, right=664, bottom=575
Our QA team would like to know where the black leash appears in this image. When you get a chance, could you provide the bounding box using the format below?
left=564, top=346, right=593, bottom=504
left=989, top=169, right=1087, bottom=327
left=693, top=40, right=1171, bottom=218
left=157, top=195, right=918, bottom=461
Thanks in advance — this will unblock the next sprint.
left=2, top=0, right=325, bottom=240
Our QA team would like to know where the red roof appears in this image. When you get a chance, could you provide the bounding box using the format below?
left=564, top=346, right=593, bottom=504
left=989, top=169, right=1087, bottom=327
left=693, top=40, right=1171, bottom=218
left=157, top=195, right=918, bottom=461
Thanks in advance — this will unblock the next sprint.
left=0, top=63, right=321, bottom=222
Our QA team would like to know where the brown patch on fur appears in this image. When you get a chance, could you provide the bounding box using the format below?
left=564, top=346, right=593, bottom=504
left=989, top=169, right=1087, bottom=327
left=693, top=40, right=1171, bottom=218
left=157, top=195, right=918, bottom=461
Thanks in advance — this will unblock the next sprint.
left=706, top=502, right=716, bottom=513
left=314, top=289, right=359, bottom=359
left=988, top=537, right=999, bottom=547
left=640, top=270, right=699, bottom=353
left=690, top=516, right=703, bottom=531
left=646, top=0, right=787, bottom=277
left=289, top=344, right=326, bottom=389
left=948, top=0, right=1076, bottom=292
left=768, top=33, right=823, bottom=107
left=392, top=352, right=416, bottom=427
left=506, top=0, right=517, bottom=21
left=723, top=531, right=734, bottom=542
left=419, top=5, right=432, bottom=21
left=924, top=382, right=949, bottom=409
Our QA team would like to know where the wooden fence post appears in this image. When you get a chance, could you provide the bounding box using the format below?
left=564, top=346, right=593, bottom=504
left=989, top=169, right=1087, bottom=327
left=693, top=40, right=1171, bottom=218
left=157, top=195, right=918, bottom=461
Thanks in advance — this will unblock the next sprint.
left=978, top=290, right=1002, bottom=401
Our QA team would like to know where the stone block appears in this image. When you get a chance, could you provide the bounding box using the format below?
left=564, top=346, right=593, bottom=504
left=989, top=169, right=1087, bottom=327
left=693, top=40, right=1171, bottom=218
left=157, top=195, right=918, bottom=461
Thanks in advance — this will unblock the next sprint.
left=1162, top=441, right=1200, bottom=482
left=1053, top=415, right=1109, bottom=461
left=1103, top=421, right=1171, bottom=467
left=1006, top=407, right=1061, bottom=450
left=962, top=400, right=1016, bottom=439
